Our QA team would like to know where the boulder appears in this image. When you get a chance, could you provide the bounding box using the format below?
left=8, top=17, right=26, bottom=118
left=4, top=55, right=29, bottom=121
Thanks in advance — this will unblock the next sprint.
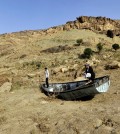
left=105, top=61, right=120, bottom=70
left=11, top=69, right=18, bottom=75
left=27, top=74, right=36, bottom=78
left=60, top=67, right=69, bottom=73
left=0, top=82, right=12, bottom=92
left=51, top=67, right=61, bottom=75
left=92, top=57, right=101, bottom=66
left=93, top=118, right=103, bottom=128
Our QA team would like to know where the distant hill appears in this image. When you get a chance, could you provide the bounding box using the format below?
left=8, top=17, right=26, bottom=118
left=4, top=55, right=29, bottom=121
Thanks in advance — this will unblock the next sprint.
left=1, top=16, right=120, bottom=38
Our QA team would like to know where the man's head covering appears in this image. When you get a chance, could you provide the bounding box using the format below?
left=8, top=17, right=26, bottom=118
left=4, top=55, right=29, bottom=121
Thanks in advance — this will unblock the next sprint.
left=85, top=63, right=89, bottom=66
left=84, top=60, right=91, bottom=66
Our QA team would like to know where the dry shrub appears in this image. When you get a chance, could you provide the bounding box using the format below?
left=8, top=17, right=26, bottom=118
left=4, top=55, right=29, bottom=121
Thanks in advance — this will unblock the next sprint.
left=0, top=116, right=7, bottom=125
left=0, top=44, right=13, bottom=57
left=23, top=61, right=42, bottom=69
left=31, top=115, right=50, bottom=133
left=11, top=76, right=23, bottom=91
left=20, top=54, right=27, bottom=59
left=41, top=45, right=72, bottom=53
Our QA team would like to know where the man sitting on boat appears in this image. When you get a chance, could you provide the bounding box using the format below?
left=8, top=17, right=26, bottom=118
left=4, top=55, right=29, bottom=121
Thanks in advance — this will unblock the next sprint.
left=84, top=63, right=95, bottom=84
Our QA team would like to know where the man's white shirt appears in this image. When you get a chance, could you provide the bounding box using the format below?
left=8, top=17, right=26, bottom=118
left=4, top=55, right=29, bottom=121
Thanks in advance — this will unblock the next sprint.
left=45, top=69, right=49, bottom=78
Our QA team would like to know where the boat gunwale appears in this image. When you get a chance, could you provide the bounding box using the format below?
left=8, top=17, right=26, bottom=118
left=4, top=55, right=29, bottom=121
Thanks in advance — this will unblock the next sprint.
left=45, top=75, right=109, bottom=85
left=41, top=75, right=110, bottom=93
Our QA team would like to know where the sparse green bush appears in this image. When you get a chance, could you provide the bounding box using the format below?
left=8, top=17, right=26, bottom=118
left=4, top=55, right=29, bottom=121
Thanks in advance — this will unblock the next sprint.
left=97, top=43, right=103, bottom=53
left=0, top=116, right=7, bottom=124
left=83, top=48, right=93, bottom=59
left=30, top=61, right=42, bottom=69
left=112, top=44, right=120, bottom=51
left=11, top=81, right=21, bottom=91
left=23, top=61, right=42, bottom=69
left=76, top=39, right=83, bottom=46
left=107, top=30, right=114, bottom=38
left=36, top=61, right=41, bottom=69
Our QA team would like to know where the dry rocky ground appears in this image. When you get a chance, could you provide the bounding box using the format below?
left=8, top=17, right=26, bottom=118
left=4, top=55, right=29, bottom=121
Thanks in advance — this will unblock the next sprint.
left=0, top=25, right=120, bottom=134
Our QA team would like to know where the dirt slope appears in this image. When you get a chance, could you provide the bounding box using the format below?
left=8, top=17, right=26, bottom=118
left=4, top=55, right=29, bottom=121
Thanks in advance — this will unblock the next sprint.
left=0, top=20, right=120, bottom=134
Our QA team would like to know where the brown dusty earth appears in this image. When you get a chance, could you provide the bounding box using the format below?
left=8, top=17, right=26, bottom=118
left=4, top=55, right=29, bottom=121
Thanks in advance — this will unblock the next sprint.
left=0, top=29, right=120, bottom=134
left=1, top=69, right=120, bottom=134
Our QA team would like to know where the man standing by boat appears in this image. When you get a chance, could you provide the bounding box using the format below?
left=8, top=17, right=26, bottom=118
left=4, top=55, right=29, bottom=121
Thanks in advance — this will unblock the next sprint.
left=45, top=67, right=49, bottom=88
left=84, top=63, right=95, bottom=83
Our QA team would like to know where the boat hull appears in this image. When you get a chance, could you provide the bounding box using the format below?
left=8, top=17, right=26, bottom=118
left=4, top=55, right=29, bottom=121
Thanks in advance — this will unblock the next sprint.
left=41, top=75, right=110, bottom=100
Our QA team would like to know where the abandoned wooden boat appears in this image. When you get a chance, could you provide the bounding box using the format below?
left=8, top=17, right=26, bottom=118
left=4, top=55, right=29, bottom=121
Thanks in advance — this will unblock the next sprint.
left=41, top=75, right=110, bottom=100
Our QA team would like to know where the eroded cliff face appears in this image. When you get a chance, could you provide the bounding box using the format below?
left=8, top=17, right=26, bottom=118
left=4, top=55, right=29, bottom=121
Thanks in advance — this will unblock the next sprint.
left=1, top=16, right=120, bottom=38
left=46, top=16, right=120, bottom=37
left=45, top=16, right=119, bottom=37
left=61, top=16, right=120, bottom=36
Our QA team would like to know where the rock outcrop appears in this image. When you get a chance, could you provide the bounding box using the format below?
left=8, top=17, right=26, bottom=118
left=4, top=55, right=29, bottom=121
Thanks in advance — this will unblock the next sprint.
left=105, top=61, right=120, bottom=70
left=64, top=16, right=120, bottom=36
left=1, top=16, right=120, bottom=38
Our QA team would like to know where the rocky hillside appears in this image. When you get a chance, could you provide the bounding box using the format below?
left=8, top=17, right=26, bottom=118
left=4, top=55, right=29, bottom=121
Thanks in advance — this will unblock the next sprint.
left=0, top=16, right=120, bottom=134
left=0, top=15, right=120, bottom=87
left=0, top=15, right=120, bottom=88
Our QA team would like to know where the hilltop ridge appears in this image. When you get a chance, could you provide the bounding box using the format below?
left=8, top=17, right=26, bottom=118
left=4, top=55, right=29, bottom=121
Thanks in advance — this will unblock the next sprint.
left=1, top=16, right=120, bottom=38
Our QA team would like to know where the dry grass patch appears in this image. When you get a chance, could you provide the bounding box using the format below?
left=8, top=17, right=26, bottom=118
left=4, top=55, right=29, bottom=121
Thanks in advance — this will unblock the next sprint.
left=0, top=116, right=7, bottom=125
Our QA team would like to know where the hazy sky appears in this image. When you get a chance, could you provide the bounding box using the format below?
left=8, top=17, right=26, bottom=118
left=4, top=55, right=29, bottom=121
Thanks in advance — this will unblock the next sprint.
left=0, top=0, right=120, bottom=34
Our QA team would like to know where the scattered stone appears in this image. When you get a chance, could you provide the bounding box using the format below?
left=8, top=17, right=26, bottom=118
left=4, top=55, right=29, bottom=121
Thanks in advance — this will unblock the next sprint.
left=60, top=67, right=68, bottom=73
left=0, top=82, right=12, bottom=92
left=41, top=101, right=48, bottom=104
left=105, top=61, right=120, bottom=70
left=11, top=69, right=18, bottom=75
left=51, top=67, right=61, bottom=74
left=103, top=126, right=114, bottom=131
left=93, top=118, right=103, bottom=128
left=27, top=74, right=36, bottom=78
